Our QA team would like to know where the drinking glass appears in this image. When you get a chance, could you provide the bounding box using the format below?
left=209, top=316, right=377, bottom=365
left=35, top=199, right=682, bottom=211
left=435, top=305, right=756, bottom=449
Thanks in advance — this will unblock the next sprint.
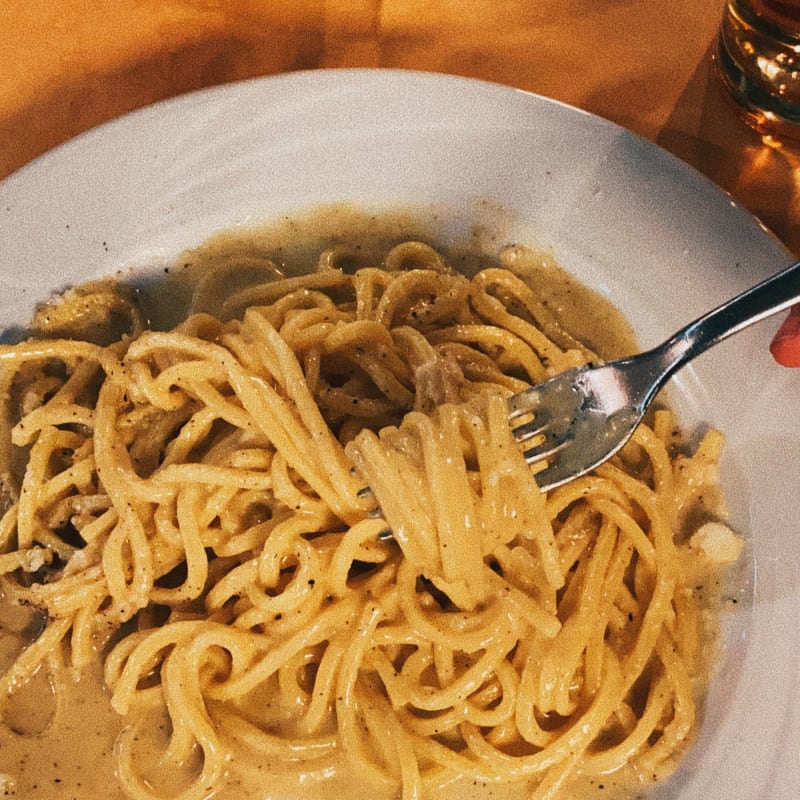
left=716, top=0, right=800, bottom=138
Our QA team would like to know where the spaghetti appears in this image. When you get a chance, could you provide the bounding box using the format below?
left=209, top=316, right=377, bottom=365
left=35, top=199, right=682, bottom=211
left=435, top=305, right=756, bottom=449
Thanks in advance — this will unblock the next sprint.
left=0, top=237, right=741, bottom=800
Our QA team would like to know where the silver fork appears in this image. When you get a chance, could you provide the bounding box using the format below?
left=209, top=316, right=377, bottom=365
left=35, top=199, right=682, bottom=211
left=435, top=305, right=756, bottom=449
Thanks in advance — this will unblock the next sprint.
left=508, top=259, right=800, bottom=492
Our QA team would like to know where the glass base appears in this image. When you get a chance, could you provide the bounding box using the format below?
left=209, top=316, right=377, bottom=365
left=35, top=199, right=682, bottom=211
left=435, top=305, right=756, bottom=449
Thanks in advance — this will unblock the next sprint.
left=715, top=1, right=800, bottom=140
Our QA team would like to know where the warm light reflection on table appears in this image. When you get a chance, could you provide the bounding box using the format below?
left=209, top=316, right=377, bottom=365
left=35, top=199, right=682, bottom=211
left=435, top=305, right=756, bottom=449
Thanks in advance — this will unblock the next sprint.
left=1, top=0, right=798, bottom=253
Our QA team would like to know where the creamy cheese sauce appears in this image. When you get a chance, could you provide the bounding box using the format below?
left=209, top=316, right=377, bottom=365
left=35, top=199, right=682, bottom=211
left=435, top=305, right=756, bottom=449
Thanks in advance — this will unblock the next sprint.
left=0, top=208, right=730, bottom=800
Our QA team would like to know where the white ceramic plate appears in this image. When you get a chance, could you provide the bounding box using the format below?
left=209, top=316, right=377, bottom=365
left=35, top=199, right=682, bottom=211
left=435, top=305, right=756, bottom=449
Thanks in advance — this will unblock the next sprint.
left=0, top=69, right=797, bottom=799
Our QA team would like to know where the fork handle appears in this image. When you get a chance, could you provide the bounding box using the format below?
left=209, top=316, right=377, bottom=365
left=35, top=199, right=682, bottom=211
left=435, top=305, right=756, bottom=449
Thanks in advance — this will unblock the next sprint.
left=653, top=258, right=800, bottom=380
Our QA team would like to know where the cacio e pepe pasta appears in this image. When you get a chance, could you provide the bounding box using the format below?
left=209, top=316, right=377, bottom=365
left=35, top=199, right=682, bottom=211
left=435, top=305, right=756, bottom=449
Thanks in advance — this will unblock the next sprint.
left=0, top=234, right=742, bottom=800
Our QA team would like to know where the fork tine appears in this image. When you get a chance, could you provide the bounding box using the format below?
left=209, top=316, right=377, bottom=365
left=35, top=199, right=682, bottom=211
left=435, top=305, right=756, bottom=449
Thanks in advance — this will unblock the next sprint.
left=357, top=486, right=385, bottom=519
left=510, top=411, right=551, bottom=443
left=356, top=484, right=395, bottom=539
left=507, top=386, right=544, bottom=420
left=521, top=430, right=572, bottom=465
left=527, top=462, right=572, bottom=492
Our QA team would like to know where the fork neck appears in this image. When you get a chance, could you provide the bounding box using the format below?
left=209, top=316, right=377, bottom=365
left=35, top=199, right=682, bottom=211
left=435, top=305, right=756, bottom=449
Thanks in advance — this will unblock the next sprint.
left=653, top=258, right=800, bottom=379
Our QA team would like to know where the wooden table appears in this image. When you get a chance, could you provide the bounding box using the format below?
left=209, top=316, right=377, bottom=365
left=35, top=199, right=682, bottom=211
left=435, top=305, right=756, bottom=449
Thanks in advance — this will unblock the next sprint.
left=1, top=0, right=797, bottom=252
